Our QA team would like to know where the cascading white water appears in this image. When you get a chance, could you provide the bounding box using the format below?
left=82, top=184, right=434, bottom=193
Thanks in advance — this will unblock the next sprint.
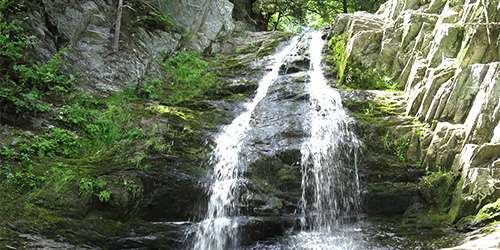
left=294, top=31, right=362, bottom=248
left=193, top=37, right=300, bottom=250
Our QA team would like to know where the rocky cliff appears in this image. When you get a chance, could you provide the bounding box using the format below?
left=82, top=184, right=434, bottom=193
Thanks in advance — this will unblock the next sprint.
left=26, top=0, right=235, bottom=92
left=330, top=0, right=499, bottom=238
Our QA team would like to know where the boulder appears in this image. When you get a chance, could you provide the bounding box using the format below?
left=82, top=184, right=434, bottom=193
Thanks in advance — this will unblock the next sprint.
left=25, top=0, right=235, bottom=92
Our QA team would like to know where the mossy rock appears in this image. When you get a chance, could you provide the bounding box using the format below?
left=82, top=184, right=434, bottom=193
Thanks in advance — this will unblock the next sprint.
left=363, top=182, right=419, bottom=215
left=419, top=171, right=453, bottom=213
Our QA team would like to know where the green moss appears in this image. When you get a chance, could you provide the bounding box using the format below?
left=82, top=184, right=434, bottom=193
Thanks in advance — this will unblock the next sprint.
left=421, top=172, right=453, bottom=213
left=474, top=199, right=500, bottom=225
left=146, top=105, right=194, bottom=120
left=326, top=34, right=397, bottom=90
left=249, top=157, right=301, bottom=194
left=448, top=178, right=465, bottom=223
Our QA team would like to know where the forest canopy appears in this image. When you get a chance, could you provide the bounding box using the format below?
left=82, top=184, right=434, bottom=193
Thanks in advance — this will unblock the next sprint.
left=251, top=0, right=386, bottom=31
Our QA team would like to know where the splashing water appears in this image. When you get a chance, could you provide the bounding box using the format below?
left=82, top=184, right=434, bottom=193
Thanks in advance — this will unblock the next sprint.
left=295, top=31, right=362, bottom=247
left=193, top=37, right=300, bottom=250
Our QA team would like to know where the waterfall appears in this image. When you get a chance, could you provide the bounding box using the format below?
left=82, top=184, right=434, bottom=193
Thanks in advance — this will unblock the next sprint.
left=193, top=37, right=300, bottom=250
left=294, top=30, right=362, bottom=247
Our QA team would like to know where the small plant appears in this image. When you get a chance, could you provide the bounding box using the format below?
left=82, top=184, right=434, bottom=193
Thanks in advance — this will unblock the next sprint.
left=381, top=132, right=391, bottom=151
left=98, top=190, right=112, bottom=203
left=1, top=1, right=74, bottom=114
left=129, top=1, right=177, bottom=32
left=327, top=34, right=349, bottom=80
left=394, top=138, right=410, bottom=162
left=78, top=177, right=112, bottom=203
left=363, top=101, right=376, bottom=116
left=124, top=179, right=142, bottom=199
left=78, top=177, right=94, bottom=198
left=380, top=132, right=410, bottom=162
left=0, top=128, right=81, bottom=163
left=0, top=146, right=17, bottom=161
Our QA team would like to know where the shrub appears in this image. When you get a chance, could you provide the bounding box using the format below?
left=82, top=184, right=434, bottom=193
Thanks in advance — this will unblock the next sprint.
left=0, top=128, right=81, bottom=162
left=6, top=166, right=44, bottom=193
left=139, top=52, right=218, bottom=104
left=0, top=1, right=74, bottom=114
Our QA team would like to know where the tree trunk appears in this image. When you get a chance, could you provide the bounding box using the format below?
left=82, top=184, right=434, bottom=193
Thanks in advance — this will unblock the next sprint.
left=342, top=0, right=348, bottom=13
left=112, top=0, right=124, bottom=52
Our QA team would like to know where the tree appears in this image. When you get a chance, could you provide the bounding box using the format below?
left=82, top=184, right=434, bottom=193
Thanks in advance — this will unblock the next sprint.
left=112, top=0, right=124, bottom=52
left=253, top=0, right=386, bottom=31
left=253, top=0, right=308, bottom=30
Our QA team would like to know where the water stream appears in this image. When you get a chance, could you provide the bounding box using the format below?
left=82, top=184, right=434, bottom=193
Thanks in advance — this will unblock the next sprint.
left=192, top=31, right=453, bottom=250
left=290, top=30, right=363, bottom=250
left=193, top=37, right=300, bottom=250
left=194, top=30, right=365, bottom=250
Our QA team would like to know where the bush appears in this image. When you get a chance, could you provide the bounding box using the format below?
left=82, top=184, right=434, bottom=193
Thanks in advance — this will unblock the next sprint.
left=0, top=1, right=73, bottom=114
left=0, top=128, right=81, bottom=162
left=139, top=52, right=218, bottom=104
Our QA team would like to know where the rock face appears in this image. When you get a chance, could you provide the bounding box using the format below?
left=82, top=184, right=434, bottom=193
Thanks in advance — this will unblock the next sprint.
left=162, top=0, right=235, bottom=50
left=26, top=0, right=235, bottom=92
left=331, top=0, right=499, bottom=226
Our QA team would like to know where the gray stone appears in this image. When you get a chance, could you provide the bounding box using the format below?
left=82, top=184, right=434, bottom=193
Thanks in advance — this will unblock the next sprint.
left=26, top=0, right=235, bottom=92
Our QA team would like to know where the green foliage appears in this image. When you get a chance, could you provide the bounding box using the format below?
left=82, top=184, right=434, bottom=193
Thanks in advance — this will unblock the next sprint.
left=0, top=40, right=73, bottom=113
left=379, top=132, right=410, bottom=162
left=0, top=0, right=26, bottom=59
left=129, top=0, right=177, bottom=32
left=327, top=34, right=397, bottom=90
left=6, top=167, right=43, bottom=193
left=146, top=12, right=175, bottom=31
left=267, top=12, right=303, bottom=32
left=57, top=93, right=101, bottom=128
left=253, top=0, right=386, bottom=31
left=98, top=190, right=112, bottom=203
left=124, top=179, right=142, bottom=200
left=0, top=20, right=25, bottom=60
left=474, top=199, right=500, bottom=225
left=351, top=0, right=386, bottom=12
left=78, top=177, right=94, bottom=199
left=394, top=138, right=410, bottom=162
left=327, top=34, right=349, bottom=81
left=1, top=0, right=73, bottom=114
left=0, top=128, right=81, bottom=162
left=343, top=61, right=397, bottom=90
left=13, top=52, right=73, bottom=93
left=140, top=52, right=218, bottom=104
left=56, top=90, right=149, bottom=160
left=78, top=177, right=112, bottom=203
